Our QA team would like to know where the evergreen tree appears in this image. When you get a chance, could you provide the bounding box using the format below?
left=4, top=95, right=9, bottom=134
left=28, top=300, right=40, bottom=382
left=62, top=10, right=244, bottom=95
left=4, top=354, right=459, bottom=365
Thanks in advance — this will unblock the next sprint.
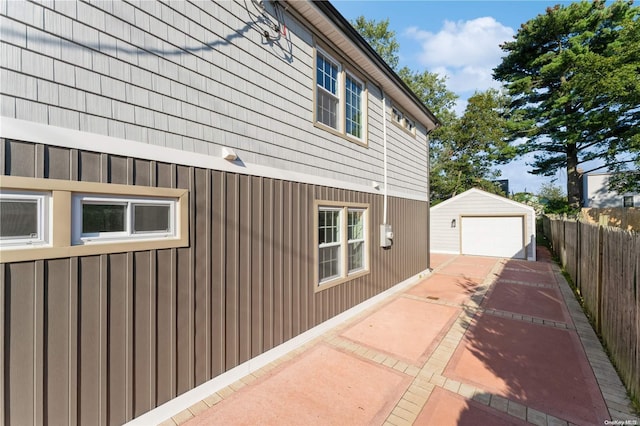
left=494, top=0, right=640, bottom=207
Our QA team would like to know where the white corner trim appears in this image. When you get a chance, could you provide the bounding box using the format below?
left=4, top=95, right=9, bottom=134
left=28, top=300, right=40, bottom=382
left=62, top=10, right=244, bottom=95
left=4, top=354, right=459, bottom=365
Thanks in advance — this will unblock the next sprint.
left=430, top=249, right=460, bottom=255
left=124, top=268, right=430, bottom=426
left=0, top=117, right=427, bottom=202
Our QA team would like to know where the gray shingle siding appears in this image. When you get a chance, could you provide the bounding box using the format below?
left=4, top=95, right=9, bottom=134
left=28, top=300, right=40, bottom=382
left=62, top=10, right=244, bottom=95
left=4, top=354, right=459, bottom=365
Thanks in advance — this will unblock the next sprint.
left=1, top=0, right=430, bottom=199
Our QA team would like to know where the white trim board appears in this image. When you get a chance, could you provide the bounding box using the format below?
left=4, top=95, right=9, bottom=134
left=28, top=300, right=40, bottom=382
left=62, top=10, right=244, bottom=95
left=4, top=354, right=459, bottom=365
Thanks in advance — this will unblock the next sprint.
left=431, top=187, right=535, bottom=214
left=124, top=268, right=431, bottom=426
left=0, top=117, right=427, bottom=202
left=430, top=249, right=460, bottom=255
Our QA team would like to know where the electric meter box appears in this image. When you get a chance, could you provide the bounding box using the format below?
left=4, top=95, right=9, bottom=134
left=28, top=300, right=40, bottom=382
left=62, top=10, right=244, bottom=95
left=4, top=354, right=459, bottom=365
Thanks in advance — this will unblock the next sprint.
left=380, top=224, right=393, bottom=248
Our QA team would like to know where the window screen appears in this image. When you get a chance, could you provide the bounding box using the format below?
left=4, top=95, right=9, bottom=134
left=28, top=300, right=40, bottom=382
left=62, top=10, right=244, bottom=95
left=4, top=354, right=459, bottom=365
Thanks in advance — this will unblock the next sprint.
left=133, top=204, right=170, bottom=233
left=0, top=199, right=39, bottom=239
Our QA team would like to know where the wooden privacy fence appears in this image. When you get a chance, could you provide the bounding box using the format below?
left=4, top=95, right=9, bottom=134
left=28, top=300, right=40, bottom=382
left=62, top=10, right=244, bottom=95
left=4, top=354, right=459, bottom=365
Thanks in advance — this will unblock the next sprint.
left=543, top=216, right=639, bottom=402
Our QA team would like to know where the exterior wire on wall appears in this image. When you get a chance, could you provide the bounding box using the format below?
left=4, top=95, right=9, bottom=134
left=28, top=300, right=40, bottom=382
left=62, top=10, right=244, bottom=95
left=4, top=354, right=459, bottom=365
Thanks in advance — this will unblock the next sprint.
left=382, top=90, right=388, bottom=225
left=245, top=0, right=293, bottom=62
left=247, top=0, right=284, bottom=41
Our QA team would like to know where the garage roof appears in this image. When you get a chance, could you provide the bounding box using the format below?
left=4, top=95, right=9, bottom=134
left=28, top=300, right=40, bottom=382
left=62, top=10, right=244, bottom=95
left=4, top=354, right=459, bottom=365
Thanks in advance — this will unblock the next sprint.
left=431, top=188, right=535, bottom=212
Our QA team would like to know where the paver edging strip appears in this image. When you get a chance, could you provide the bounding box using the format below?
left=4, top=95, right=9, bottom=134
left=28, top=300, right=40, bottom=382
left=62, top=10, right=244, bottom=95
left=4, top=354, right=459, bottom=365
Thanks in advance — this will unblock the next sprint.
left=126, top=268, right=433, bottom=426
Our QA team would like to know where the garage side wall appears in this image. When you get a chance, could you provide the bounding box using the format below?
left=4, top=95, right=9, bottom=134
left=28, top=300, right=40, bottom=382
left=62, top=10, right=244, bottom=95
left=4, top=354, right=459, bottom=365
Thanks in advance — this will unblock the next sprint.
left=430, top=191, right=536, bottom=260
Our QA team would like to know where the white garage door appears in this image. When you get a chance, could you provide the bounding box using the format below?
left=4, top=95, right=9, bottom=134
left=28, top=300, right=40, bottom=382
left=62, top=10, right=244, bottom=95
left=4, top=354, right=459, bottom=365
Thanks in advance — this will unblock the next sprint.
left=461, top=216, right=525, bottom=259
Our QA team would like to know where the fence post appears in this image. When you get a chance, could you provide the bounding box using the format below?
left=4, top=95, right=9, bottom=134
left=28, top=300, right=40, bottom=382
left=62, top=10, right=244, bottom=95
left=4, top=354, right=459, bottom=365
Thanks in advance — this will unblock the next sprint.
left=560, top=218, right=567, bottom=269
left=596, top=224, right=604, bottom=334
left=576, top=221, right=581, bottom=295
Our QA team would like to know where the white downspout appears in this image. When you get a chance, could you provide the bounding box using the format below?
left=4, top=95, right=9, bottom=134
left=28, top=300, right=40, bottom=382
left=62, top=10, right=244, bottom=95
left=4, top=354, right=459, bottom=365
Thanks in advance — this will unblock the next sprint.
left=382, top=90, right=388, bottom=225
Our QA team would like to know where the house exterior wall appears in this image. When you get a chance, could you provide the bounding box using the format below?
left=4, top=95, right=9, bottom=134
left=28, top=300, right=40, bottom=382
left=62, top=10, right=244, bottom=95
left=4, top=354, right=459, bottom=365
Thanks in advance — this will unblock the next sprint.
left=0, top=0, right=430, bottom=200
left=430, top=190, right=536, bottom=261
left=583, top=173, right=640, bottom=208
left=1, top=138, right=429, bottom=425
left=0, top=1, right=435, bottom=424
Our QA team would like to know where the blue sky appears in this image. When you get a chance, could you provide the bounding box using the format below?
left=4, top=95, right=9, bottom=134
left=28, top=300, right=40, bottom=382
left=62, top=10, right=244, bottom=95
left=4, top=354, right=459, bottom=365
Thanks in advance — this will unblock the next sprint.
left=333, top=0, right=577, bottom=194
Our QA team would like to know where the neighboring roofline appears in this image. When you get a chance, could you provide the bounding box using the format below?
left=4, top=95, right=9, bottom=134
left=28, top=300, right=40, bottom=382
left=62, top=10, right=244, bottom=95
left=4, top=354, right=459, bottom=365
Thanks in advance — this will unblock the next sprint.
left=430, top=188, right=535, bottom=212
left=585, top=170, right=639, bottom=177
left=585, top=172, right=613, bottom=177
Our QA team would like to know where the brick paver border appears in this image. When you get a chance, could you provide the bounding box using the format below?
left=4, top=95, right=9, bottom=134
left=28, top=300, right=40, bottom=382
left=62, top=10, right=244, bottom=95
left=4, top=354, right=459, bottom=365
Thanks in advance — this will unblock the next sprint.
left=159, top=256, right=639, bottom=426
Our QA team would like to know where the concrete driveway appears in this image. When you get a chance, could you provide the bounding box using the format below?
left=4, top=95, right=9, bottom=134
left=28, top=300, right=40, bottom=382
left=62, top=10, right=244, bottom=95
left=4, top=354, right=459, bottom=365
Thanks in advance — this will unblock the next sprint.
left=159, top=247, right=638, bottom=426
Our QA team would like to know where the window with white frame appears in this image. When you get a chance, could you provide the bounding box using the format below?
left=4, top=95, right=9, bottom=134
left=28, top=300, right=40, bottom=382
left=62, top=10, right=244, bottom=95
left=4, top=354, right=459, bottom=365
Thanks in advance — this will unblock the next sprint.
left=391, top=105, right=416, bottom=136
left=316, top=51, right=340, bottom=130
left=315, top=47, right=367, bottom=143
left=405, top=116, right=415, bottom=133
left=0, top=190, right=50, bottom=248
left=623, top=196, right=634, bottom=207
left=73, top=195, right=176, bottom=244
left=316, top=202, right=369, bottom=288
left=392, top=106, right=403, bottom=124
left=318, top=207, right=342, bottom=282
left=347, top=208, right=365, bottom=272
left=345, top=74, right=364, bottom=139
left=0, top=175, right=188, bottom=263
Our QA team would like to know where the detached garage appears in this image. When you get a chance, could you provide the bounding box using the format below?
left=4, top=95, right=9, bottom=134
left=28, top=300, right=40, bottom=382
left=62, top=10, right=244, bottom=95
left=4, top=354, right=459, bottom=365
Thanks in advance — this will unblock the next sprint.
left=430, top=188, right=536, bottom=261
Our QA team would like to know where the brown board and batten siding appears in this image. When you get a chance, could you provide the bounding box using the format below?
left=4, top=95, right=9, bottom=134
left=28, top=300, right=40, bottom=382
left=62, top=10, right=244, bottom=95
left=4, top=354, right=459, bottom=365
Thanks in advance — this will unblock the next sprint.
left=1, top=139, right=428, bottom=425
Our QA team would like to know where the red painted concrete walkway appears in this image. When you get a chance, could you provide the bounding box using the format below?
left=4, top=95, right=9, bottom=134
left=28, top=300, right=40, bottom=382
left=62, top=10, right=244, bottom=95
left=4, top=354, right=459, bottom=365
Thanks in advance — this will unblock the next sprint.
left=161, top=247, right=638, bottom=426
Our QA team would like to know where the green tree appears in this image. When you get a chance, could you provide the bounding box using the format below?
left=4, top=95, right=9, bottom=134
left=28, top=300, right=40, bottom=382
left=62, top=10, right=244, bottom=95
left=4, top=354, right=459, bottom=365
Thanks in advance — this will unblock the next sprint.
left=537, top=182, right=572, bottom=214
left=494, top=0, right=640, bottom=208
left=351, top=17, right=514, bottom=204
left=351, top=16, right=400, bottom=70
left=537, top=182, right=565, bottom=201
left=430, top=89, right=514, bottom=203
left=397, top=67, right=458, bottom=122
left=350, top=16, right=458, bottom=121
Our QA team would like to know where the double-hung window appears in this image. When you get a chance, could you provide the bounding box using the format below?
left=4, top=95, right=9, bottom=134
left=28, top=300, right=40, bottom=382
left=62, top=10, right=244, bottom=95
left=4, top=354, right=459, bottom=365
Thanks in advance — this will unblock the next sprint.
left=0, top=190, right=49, bottom=248
left=318, top=207, right=342, bottom=282
left=316, top=201, right=369, bottom=290
left=347, top=208, right=365, bottom=272
left=316, top=51, right=340, bottom=130
left=345, top=75, right=364, bottom=139
left=315, top=47, right=367, bottom=144
left=73, top=195, right=176, bottom=244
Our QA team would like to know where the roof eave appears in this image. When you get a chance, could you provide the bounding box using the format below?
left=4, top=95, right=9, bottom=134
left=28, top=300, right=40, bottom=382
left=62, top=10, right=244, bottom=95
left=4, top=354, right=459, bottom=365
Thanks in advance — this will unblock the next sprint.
left=286, top=0, right=441, bottom=131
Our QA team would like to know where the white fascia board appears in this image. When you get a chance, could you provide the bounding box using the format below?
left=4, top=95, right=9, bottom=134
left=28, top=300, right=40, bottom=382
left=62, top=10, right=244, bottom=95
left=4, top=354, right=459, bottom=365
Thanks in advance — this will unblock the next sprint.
left=0, top=117, right=426, bottom=202
left=430, top=188, right=478, bottom=211
left=431, top=188, right=535, bottom=214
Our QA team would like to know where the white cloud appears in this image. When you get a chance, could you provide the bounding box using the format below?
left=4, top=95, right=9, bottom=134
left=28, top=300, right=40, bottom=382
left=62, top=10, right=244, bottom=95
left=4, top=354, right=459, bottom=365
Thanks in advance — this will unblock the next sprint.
left=405, top=17, right=514, bottom=94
